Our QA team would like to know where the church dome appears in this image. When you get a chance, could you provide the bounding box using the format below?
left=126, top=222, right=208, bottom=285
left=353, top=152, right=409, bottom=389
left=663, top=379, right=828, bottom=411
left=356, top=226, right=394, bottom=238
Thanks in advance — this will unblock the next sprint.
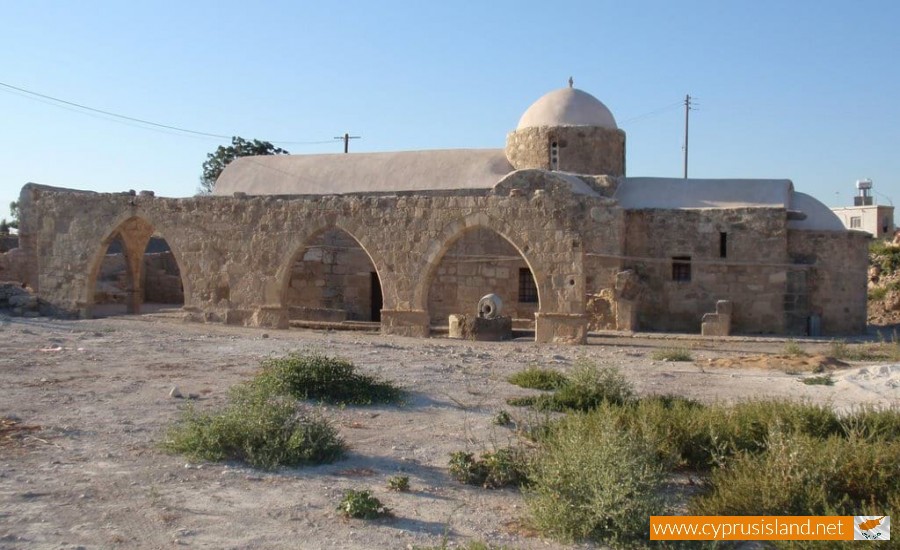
left=517, top=87, right=617, bottom=130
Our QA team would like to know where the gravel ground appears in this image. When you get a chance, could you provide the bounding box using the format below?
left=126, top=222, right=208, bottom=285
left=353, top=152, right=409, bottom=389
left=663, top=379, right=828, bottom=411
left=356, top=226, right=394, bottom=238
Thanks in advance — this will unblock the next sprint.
left=1, top=312, right=896, bottom=549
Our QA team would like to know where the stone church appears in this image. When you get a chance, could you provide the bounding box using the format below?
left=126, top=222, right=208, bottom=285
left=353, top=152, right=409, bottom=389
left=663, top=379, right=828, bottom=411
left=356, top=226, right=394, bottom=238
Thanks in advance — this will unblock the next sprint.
left=12, top=85, right=868, bottom=343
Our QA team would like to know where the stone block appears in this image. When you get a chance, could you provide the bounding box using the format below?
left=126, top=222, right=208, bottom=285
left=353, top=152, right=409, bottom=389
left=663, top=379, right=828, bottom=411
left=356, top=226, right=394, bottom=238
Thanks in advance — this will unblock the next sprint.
left=535, top=312, right=587, bottom=344
left=381, top=309, right=430, bottom=338
left=447, top=314, right=512, bottom=341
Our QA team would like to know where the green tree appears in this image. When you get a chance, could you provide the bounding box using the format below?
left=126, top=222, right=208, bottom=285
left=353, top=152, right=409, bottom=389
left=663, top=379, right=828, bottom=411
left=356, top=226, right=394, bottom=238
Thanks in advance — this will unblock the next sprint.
left=199, top=136, right=289, bottom=194
left=7, top=201, right=19, bottom=229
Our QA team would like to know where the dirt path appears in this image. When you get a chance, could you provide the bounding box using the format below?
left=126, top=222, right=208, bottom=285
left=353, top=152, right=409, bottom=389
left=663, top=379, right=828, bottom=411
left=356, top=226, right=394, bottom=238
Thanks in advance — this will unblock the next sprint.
left=1, top=314, right=897, bottom=549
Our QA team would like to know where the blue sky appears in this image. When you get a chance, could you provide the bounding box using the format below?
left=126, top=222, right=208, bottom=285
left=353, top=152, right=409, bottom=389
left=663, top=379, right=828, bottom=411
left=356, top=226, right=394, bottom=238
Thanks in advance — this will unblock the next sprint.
left=2, top=1, right=898, bottom=221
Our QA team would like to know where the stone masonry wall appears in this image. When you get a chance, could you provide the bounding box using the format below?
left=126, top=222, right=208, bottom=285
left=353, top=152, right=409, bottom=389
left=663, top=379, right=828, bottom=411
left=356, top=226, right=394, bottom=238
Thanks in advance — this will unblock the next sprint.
left=787, top=229, right=869, bottom=335
left=623, top=208, right=791, bottom=333
left=18, top=183, right=868, bottom=340
left=505, top=126, right=626, bottom=176
left=19, top=183, right=594, bottom=343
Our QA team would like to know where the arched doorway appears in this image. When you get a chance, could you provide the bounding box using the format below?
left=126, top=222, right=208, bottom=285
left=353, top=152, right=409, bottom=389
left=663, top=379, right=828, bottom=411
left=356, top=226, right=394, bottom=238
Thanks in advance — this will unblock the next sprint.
left=284, top=228, right=383, bottom=323
left=88, top=218, right=185, bottom=318
left=425, top=226, right=539, bottom=329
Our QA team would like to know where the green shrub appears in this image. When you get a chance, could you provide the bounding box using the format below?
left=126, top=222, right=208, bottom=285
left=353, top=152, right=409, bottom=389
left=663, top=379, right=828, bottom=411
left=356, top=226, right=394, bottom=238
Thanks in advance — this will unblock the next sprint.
left=826, top=339, right=894, bottom=362
left=869, top=286, right=888, bottom=302
left=525, top=411, right=664, bottom=544
left=506, top=395, right=538, bottom=408
left=800, top=374, right=834, bottom=386
left=448, top=447, right=529, bottom=489
left=576, top=398, right=846, bottom=471
left=691, top=430, right=900, bottom=517
left=254, top=352, right=403, bottom=405
left=508, top=361, right=634, bottom=413
left=840, top=405, right=900, bottom=441
left=387, top=475, right=410, bottom=492
left=164, top=388, right=345, bottom=469
left=871, top=240, right=900, bottom=275
left=507, top=366, right=567, bottom=390
left=337, top=489, right=390, bottom=519
left=651, top=347, right=693, bottom=362
left=492, top=409, right=512, bottom=426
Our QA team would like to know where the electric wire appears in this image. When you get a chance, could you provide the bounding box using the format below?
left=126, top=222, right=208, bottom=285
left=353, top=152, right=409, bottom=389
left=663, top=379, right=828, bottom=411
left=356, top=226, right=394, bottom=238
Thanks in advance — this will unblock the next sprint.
left=0, top=80, right=334, bottom=146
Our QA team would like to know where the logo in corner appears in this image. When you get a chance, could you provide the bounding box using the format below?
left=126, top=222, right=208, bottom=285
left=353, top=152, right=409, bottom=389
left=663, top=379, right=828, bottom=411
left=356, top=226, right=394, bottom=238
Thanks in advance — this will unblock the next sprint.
left=854, top=516, right=890, bottom=541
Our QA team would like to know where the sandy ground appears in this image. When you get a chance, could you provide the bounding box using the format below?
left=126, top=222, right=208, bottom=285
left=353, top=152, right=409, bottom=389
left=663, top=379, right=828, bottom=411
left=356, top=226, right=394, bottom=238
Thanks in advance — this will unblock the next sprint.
left=1, top=311, right=898, bottom=550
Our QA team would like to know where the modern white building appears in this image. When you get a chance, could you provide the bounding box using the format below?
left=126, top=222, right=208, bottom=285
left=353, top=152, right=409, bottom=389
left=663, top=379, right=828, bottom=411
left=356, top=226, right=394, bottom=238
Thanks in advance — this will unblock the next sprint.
left=832, top=179, right=894, bottom=239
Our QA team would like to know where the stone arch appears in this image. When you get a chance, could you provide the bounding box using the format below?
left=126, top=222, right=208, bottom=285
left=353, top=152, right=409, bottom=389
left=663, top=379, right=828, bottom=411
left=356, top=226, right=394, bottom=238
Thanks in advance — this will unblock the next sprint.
left=416, top=213, right=546, bottom=318
left=84, top=214, right=191, bottom=317
left=276, top=224, right=387, bottom=322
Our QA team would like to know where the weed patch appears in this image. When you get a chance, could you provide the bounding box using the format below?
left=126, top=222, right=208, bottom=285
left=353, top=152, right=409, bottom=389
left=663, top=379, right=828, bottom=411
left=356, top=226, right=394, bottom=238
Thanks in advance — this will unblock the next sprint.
left=782, top=340, right=808, bottom=357
left=827, top=339, right=900, bottom=362
left=507, top=360, right=633, bottom=412
left=164, top=389, right=345, bottom=469
left=254, top=352, right=403, bottom=405
left=492, top=409, right=512, bottom=426
left=448, top=448, right=529, bottom=489
left=800, top=374, right=834, bottom=386
left=651, top=348, right=693, bottom=362
left=507, top=366, right=567, bottom=390
left=387, top=475, right=410, bottom=492
left=337, top=489, right=390, bottom=519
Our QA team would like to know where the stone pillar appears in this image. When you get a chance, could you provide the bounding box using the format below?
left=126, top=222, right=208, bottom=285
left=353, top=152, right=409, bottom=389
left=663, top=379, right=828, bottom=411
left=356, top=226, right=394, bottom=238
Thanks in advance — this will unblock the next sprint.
left=614, top=270, right=640, bottom=331
left=125, top=251, right=143, bottom=315
left=534, top=312, right=588, bottom=344
left=380, top=309, right=430, bottom=338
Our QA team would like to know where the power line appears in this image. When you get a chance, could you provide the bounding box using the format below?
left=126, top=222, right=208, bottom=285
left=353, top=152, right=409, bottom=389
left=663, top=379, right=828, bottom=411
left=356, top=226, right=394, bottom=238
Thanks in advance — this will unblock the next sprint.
left=0, top=80, right=334, bottom=146
left=619, top=100, right=682, bottom=125
left=0, top=80, right=234, bottom=139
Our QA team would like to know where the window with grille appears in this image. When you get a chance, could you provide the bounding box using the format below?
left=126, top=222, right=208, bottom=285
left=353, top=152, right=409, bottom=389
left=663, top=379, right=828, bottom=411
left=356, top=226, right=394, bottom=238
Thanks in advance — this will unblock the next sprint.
left=518, top=268, right=538, bottom=303
left=672, top=256, right=692, bottom=282
left=850, top=216, right=861, bottom=228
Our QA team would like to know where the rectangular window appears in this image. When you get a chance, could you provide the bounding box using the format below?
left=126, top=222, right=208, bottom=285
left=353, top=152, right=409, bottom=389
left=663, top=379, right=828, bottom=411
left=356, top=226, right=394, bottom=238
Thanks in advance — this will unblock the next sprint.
left=850, top=216, right=861, bottom=228
left=672, top=256, right=691, bottom=282
left=719, top=232, right=727, bottom=258
left=518, top=268, right=538, bottom=303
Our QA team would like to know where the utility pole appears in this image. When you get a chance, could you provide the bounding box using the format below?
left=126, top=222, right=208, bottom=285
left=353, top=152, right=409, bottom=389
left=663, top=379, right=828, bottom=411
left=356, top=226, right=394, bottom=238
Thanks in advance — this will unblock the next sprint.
left=334, top=132, right=361, bottom=153
left=683, top=94, right=692, bottom=179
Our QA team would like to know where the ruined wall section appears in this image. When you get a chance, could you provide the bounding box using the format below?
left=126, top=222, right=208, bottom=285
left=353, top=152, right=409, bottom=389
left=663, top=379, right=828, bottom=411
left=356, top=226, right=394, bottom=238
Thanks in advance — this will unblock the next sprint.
left=787, top=229, right=868, bottom=335
left=623, top=208, right=790, bottom=333
left=580, top=201, right=627, bottom=330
